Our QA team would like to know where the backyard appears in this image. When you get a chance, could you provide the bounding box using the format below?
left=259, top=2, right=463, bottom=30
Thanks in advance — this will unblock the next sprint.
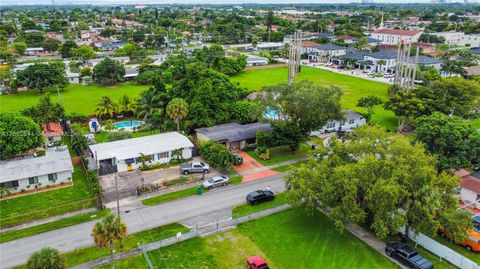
left=101, top=209, right=398, bottom=269
left=0, top=83, right=149, bottom=115
left=231, top=66, right=397, bottom=130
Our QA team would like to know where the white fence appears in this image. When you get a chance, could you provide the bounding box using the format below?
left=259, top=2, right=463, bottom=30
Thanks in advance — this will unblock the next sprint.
left=400, top=228, right=479, bottom=269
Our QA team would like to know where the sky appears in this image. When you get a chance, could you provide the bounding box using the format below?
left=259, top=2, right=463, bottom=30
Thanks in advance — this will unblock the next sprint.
left=0, top=0, right=476, bottom=6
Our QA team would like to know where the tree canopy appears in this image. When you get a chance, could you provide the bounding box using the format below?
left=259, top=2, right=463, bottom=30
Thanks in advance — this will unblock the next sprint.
left=0, top=113, right=42, bottom=160
left=15, top=63, right=68, bottom=93
left=93, top=57, right=125, bottom=85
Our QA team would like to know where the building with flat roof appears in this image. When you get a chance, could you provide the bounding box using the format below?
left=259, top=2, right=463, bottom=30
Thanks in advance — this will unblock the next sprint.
left=89, top=132, right=194, bottom=175
left=196, top=123, right=271, bottom=150
left=0, top=147, right=73, bottom=193
left=371, top=28, right=422, bottom=45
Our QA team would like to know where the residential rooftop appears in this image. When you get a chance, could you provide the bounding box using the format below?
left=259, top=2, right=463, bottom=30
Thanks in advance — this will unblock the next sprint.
left=196, top=122, right=271, bottom=142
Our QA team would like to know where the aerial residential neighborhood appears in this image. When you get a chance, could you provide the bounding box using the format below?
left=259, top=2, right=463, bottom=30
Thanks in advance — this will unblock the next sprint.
left=0, top=1, right=480, bottom=269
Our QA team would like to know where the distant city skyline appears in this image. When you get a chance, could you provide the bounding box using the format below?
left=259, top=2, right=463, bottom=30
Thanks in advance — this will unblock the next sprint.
left=0, top=0, right=479, bottom=6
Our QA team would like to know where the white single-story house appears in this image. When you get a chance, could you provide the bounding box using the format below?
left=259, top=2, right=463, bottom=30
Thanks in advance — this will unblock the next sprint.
left=25, top=47, right=44, bottom=56
left=459, top=170, right=480, bottom=209
left=88, top=132, right=194, bottom=175
left=246, top=56, right=269, bottom=66
left=66, top=72, right=81, bottom=84
left=0, top=147, right=74, bottom=193
left=311, top=110, right=366, bottom=135
left=256, top=42, right=283, bottom=51
left=196, top=123, right=271, bottom=150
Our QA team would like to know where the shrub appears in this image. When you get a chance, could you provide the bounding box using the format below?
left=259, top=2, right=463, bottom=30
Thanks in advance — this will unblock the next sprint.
left=255, top=146, right=270, bottom=160
left=106, top=131, right=131, bottom=141
left=200, top=141, right=235, bottom=173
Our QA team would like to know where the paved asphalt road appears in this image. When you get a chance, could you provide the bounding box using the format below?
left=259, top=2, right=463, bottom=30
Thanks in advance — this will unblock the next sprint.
left=0, top=174, right=286, bottom=268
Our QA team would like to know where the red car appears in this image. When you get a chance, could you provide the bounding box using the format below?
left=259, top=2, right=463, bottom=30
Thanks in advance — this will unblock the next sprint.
left=247, top=256, right=270, bottom=269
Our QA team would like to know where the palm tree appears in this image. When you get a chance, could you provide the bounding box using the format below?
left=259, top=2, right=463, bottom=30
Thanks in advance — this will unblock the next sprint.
left=166, top=98, right=189, bottom=132
left=96, top=96, right=117, bottom=119
left=138, top=153, right=151, bottom=170
left=136, top=87, right=163, bottom=120
left=92, top=214, right=127, bottom=269
left=118, top=95, right=135, bottom=116
left=27, top=247, right=65, bottom=269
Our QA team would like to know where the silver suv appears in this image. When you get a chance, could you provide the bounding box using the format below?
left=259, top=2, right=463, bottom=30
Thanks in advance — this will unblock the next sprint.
left=202, top=175, right=229, bottom=189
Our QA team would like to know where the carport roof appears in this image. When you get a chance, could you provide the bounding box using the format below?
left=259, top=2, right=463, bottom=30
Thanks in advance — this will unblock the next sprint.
left=195, top=123, right=271, bottom=143
left=89, top=132, right=194, bottom=161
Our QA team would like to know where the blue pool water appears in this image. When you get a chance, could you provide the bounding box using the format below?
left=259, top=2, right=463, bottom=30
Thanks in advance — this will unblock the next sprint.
left=264, top=107, right=280, bottom=120
left=114, top=121, right=141, bottom=129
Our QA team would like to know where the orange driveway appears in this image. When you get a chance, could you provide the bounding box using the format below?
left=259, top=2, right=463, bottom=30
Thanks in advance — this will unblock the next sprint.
left=233, top=151, right=280, bottom=183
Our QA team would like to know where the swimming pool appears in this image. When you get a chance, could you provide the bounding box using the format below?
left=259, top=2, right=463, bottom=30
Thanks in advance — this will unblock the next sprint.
left=114, top=120, right=141, bottom=131
left=264, top=107, right=280, bottom=120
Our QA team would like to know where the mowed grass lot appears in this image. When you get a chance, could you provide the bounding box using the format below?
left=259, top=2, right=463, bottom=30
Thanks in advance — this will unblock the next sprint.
left=108, top=209, right=397, bottom=269
left=0, top=164, right=93, bottom=228
left=0, top=83, right=150, bottom=115
left=231, top=66, right=397, bottom=130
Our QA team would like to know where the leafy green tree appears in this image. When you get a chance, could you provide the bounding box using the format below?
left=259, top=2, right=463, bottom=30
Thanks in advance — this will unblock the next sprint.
left=22, top=94, right=65, bottom=129
left=15, top=63, right=68, bottom=93
left=263, top=80, right=343, bottom=134
left=286, top=125, right=471, bottom=241
left=166, top=98, right=189, bottom=132
left=266, top=9, right=274, bottom=42
left=136, top=87, right=164, bottom=120
left=415, top=112, right=480, bottom=171
left=230, top=100, right=263, bottom=124
left=150, top=111, right=162, bottom=132
left=199, top=141, right=234, bottom=173
left=60, top=40, right=78, bottom=58
left=70, top=123, right=88, bottom=156
left=115, top=43, right=145, bottom=63
left=91, top=214, right=127, bottom=269
left=0, top=113, right=42, bottom=160
left=22, top=31, right=45, bottom=47
left=27, top=247, right=65, bottom=269
left=80, top=67, right=92, bottom=77
left=118, top=95, right=135, bottom=116
left=73, top=45, right=97, bottom=60
left=357, top=95, right=383, bottom=122
left=95, top=96, right=117, bottom=119
left=13, top=41, right=27, bottom=55
left=269, top=121, right=305, bottom=152
left=93, top=57, right=125, bottom=85
left=42, top=38, right=61, bottom=52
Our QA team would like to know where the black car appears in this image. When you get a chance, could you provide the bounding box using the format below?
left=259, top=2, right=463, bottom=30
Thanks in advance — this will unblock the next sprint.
left=385, top=242, right=434, bottom=269
left=246, top=190, right=275, bottom=205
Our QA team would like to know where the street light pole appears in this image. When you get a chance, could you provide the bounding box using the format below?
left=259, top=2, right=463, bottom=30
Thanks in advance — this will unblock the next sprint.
left=115, top=172, right=120, bottom=218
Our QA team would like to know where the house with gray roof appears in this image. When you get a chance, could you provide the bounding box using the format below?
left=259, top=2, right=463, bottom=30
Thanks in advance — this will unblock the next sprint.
left=0, top=147, right=73, bottom=193
left=307, top=43, right=347, bottom=62
left=196, top=123, right=271, bottom=150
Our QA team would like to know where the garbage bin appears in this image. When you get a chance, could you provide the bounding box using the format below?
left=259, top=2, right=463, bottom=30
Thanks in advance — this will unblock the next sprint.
left=196, top=187, right=202, bottom=195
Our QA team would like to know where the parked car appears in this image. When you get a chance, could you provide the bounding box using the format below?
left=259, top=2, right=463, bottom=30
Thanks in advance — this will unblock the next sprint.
left=247, top=256, right=270, bottom=269
left=202, top=175, right=229, bottom=189
left=180, top=162, right=210, bottom=175
left=246, top=190, right=275, bottom=205
left=385, top=242, right=434, bottom=269
left=232, top=152, right=243, bottom=165
left=439, top=215, right=480, bottom=252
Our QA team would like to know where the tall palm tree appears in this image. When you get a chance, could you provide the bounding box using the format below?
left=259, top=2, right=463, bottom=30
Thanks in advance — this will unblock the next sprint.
left=166, top=98, right=189, bottom=132
left=91, top=214, right=127, bottom=269
left=136, top=87, right=163, bottom=120
left=96, top=96, right=117, bottom=119
left=118, top=95, right=135, bottom=116
left=27, top=247, right=65, bottom=269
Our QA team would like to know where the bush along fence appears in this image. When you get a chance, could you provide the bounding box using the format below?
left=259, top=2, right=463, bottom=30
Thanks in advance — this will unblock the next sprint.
left=70, top=204, right=292, bottom=269
left=400, top=227, right=478, bottom=269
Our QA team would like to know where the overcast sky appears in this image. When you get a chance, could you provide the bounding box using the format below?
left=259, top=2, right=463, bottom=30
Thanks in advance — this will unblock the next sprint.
left=0, top=0, right=476, bottom=6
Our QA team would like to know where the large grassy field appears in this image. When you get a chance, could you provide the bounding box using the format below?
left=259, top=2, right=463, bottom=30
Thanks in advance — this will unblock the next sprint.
left=109, top=209, right=397, bottom=269
left=0, top=83, right=150, bottom=115
left=231, top=66, right=397, bottom=130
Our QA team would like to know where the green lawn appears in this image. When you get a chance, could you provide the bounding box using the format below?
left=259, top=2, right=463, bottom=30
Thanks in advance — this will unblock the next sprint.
left=231, top=66, right=397, bottom=130
left=0, top=164, right=93, bottom=228
left=122, top=209, right=396, bottom=269
left=232, top=192, right=287, bottom=218
left=94, top=129, right=161, bottom=143
left=0, top=83, right=150, bottom=115
left=246, top=143, right=311, bottom=166
left=63, top=223, right=189, bottom=267
left=468, top=118, right=480, bottom=129
left=95, top=254, right=149, bottom=269
left=271, top=161, right=308, bottom=172
left=0, top=209, right=109, bottom=243
left=142, top=176, right=242, bottom=206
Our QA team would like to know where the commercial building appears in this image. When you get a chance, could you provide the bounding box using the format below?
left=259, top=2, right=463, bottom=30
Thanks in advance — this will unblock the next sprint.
left=371, top=28, right=422, bottom=45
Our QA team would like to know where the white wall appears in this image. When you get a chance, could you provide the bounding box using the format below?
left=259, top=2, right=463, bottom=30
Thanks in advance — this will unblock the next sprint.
left=311, top=117, right=367, bottom=135
left=116, top=147, right=193, bottom=172
left=10, top=170, right=72, bottom=193
left=371, top=33, right=421, bottom=45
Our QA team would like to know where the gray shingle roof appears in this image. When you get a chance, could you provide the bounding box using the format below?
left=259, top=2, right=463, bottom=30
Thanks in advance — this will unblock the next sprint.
left=196, top=123, right=271, bottom=142
left=411, top=55, right=443, bottom=65
left=0, top=147, right=73, bottom=183
left=368, top=51, right=397, bottom=59
left=319, top=43, right=346, bottom=51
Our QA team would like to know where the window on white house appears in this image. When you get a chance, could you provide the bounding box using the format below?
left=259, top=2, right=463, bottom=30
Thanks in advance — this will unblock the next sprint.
left=48, top=173, right=57, bottom=181
left=1, top=180, right=19, bottom=188
left=348, top=119, right=355, bottom=124
left=28, top=176, right=38, bottom=184
left=340, top=121, right=345, bottom=126
left=158, top=152, right=169, bottom=159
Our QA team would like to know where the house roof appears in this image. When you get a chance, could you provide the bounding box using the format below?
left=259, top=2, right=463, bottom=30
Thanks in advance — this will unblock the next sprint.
left=464, top=66, right=480, bottom=77
left=196, top=123, right=271, bottom=143
left=345, top=110, right=364, bottom=120
left=462, top=175, right=480, bottom=194
left=373, top=28, right=421, bottom=37
left=319, top=43, right=345, bottom=51
left=412, top=55, right=443, bottom=65
left=368, top=51, right=397, bottom=59
left=0, top=147, right=73, bottom=183
left=89, top=132, right=193, bottom=161
left=302, top=41, right=321, bottom=47
left=42, top=122, right=63, bottom=137
left=337, top=52, right=367, bottom=61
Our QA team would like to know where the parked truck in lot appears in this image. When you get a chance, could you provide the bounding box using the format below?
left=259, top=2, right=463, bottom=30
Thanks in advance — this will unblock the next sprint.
left=385, top=242, right=434, bottom=269
left=180, top=162, right=210, bottom=175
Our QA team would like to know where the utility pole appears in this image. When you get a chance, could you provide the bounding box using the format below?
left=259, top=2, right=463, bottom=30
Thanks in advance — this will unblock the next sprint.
left=115, top=172, right=120, bottom=218
left=288, top=30, right=302, bottom=84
